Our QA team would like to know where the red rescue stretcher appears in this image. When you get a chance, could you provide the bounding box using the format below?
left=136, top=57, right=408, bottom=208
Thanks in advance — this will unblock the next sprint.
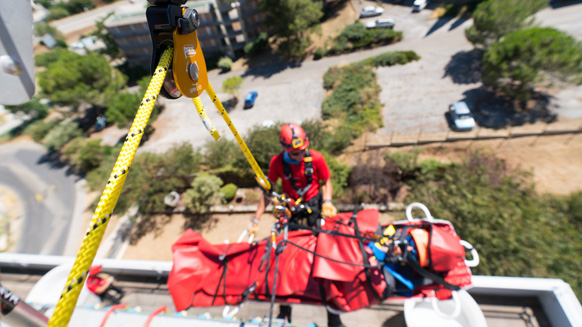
left=168, top=204, right=477, bottom=313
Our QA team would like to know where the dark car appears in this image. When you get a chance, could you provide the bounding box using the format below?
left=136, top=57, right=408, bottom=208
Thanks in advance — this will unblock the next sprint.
left=244, top=91, right=258, bottom=109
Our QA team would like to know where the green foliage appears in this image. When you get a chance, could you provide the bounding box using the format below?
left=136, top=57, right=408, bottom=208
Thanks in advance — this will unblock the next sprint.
left=35, top=48, right=68, bottom=68
left=204, top=138, right=240, bottom=169
left=47, top=6, right=70, bottom=21
left=63, top=138, right=106, bottom=173
left=325, top=22, right=403, bottom=56
left=244, top=32, right=269, bottom=56
left=91, top=13, right=123, bottom=58
left=260, top=0, right=323, bottom=56
left=33, top=22, right=62, bottom=38
left=220, top=183, right=238, bottom=203
left=299, top=119, right=330, bottom=150
left=482, top=27, right=582, bottom=101
left=359, top=51, right=420, bottom=67
left=25, top=120, right=60, bottom=142
left=64, top=0, right=96, bottom=14
left=106, top=91, right=158, bottom=128
left=183, top=174, right=224, bottom=214
left=87, top=143, right=201, bottom=215
left=320, top=150, right=351, bottom=199
left=233, top=123, right=283, bottom=171
left=222, top=76, right=243, bottom=94
left=39, top=52, right=126, bottom=107
left=406, top=152, right=582, bottom=299
left=217, top=57, right=233, bottom=72
left=314, top=47, right=326, bottom=60
left=465, top=0, right=548, bottom=50
left=5, top=97, right=49, bottom=119
left=42, top=121, right=83, bottom=150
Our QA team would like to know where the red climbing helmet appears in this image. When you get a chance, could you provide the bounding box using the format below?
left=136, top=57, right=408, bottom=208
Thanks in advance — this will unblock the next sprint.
left=89, top=265, right=102, bottom=276
left=280, top=123, right=309, bottom=153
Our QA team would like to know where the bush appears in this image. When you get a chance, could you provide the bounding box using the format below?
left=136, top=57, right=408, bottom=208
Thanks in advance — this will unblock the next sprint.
left=204, top=138, right=240, bottom=169
left=63, top=138, right=105, bottom=173
left=35, top=49, right=68, bottom=68
left=326, top=22, right=403, bottom=56
left=183, top=174, right=224, bottom=214
left=321, top=151, right=351, bottom=199
left=360, top=50, right=421, bottom=67
left=233, top=123, right=283, bottom=171
left=406, top=151, right=582, bottom=299
left=314, top=47, right=326, bottom=60
left=5, top=97, right=49, bottom=119
left=220, top=183, right=238, bottom=203
left=42, top=121, right=83, bottom=150
left=244, top=32, right=269, bottom=56
left=222, top=76, right=243, bottom=94
left=106, top=91, right=159, bottom=128
left=217, top=57, right=233, bottom=72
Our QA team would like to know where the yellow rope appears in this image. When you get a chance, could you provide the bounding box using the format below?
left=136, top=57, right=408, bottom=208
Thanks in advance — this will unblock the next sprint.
left=193, top=96, right=220, bottom=140
left=47, top=47, right=174, bottom=327
left=205, top=82, right=271, bottom=192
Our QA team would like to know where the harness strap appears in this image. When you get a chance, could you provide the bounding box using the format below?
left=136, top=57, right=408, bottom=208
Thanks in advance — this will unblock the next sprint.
left=350, top=208, right=383, bottom=302
left=405, top=253, right=461, bottom=291
left=283, top=149, right=313, bottom=199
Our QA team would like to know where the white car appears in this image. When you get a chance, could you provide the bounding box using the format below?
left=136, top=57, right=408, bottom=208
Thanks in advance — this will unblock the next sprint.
left=360, top=6, right=384, bottom=18
left=365, top=18, right=395, bottom=29
left=412, top=0, right=429, bottom=12
left=449, top=101, right=476, bottom=131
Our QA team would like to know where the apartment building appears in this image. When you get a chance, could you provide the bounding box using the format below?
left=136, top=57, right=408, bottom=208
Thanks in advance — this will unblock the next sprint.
left=105, top=0, right=267, bottom=68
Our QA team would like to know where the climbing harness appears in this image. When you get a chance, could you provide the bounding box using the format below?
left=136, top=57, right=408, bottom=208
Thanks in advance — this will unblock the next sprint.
left=48, top=1, right=270, bottom=325
left=282, top=149, right=314, bottom=200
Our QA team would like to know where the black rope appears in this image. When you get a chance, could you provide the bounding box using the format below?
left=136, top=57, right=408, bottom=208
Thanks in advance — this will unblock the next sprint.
left=287, top=222, right=379, bottom=242
left=268, top=248, right=282, bottom=327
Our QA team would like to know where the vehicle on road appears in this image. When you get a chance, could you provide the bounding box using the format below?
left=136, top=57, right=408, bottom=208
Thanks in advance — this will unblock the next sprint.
left=448, top=101, right=476, bottom=131
left=360, top=6, right=384, bottom=18
left=412, top=0, right=429, bottom=12
left=366, top=18, right=396, bottom=29
left=244, top=91, right=258, bottom=109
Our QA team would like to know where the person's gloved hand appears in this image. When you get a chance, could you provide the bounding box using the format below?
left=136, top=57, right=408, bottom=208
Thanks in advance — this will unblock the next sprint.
left=321, top=200, right=337, bottom=218
left=247, top=216, right=260, bottom=234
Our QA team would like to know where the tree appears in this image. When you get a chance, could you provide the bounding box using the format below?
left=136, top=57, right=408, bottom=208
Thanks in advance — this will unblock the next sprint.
left=482, top=27, right=582, bottom=102
left=233, top=123, right=283, bottom=171
left=260, top=0, right=323, bottom=56
left=217, top=57, right=233, bottom=72
left=183, top=174, right=224, bottom=214
left=204, top=138, right=240, bottom=169
left=407, top=151, right=582, bottom=299
left=63, top=138, right=106, bottom=173
left=5, top=97, right=49, bottom=119
left=91, top=13, right=123, bottom=58
left=222, top=76, right=243, bottom=94
left=465, top=0, right=548, bottom=50
left=39, top=52, right=126, bottom=108
left=42, top=121, right=83, bottom=150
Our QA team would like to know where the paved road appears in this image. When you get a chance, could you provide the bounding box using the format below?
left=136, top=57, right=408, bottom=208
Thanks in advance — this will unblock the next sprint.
left=0, top=143, right=83, bottom=255
left=140, top=0, right=582, bottom=153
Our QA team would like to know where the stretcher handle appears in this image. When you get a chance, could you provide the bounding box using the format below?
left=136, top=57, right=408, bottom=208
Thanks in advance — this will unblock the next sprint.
left=460, top=240, right=479, bottom=268
left=431, top=290, right=462, bottom=319
left=405, top=202, right=434, bottom=222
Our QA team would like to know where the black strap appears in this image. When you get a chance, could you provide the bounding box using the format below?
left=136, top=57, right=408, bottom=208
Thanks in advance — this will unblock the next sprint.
left=351, top=208, right=383, bottom=301
left=405, top=253, right=461, bottom=291
left=283, top=149, right=313, bottom=198
left=211, top=259, right=228, bottom=305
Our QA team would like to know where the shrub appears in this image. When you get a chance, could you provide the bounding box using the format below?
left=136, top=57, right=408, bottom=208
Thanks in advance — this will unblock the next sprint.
left=183, top=174, right=224, bottom=214
left=321, top=151, right=351, bottom=199
left=326, top=22, right=403, bottom=56
left=217, top=57, right=233, bottom=72
left=42, top=121, right=83, bottom=150
left=204, top=138, right=240, bottom=169
left=220, top=183, right=238, bottom=203
left=106, top=91, right=159, bottom=128
left=222, top=76, right=243, bottom=94
left=73, top=139, right=106, bottom=173
left=244, top=32, right=269, bottom=56
left=233, top=123, right=283, bottom=171
left=360, top=50, right=421, bottom=67
left=5, top=97, right=49, bottom=119
left=314, top=47, right=326, bottom=60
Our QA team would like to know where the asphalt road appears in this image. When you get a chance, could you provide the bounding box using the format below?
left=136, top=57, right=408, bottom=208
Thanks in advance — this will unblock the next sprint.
left=0, top=143, right=82, bottom=255
left=140, top=0, right=582, bottom=153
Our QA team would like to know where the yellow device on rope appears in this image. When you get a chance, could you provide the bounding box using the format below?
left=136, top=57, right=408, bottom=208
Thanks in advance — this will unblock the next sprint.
left=48, top=48, right=173, bottom=327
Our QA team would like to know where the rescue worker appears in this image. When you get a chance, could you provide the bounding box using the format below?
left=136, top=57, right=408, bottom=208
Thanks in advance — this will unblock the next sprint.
left=86, top=265, right=125, bottom=304
left=251, top=122, right=343, bottom=327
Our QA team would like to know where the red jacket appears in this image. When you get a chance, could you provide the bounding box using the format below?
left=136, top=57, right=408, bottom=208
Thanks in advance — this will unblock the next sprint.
left=268, top=150, right=331, bottom=201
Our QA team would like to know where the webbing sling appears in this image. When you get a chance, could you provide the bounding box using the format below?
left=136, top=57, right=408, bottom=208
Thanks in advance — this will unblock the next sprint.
left=282, top=149, right=313, bottom=199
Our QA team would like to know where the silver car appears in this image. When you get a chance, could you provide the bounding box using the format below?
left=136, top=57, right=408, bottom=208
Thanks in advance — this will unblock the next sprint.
left=360, top=6, right=384, bottom=18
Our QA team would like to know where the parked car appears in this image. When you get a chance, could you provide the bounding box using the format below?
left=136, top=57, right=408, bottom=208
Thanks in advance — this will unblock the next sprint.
left=360, top=6, right=384, bottom=18
left=448, top=101, right=476, bottom=131
left=412, top=0, right=429, bottom=12
left=365, top=18, right=396, bottom=29
left=244, top=91, right=258, bottom=109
